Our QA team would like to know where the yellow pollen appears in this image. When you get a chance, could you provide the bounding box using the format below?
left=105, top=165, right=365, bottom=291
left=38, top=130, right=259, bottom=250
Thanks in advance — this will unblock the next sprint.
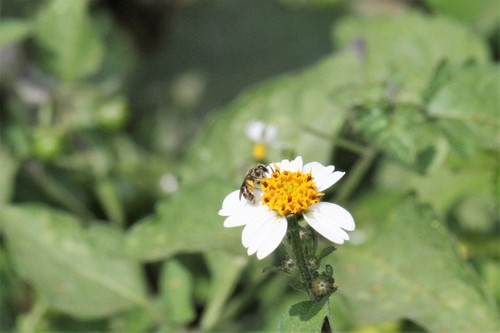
left=260, top=166, right=322, bottom=216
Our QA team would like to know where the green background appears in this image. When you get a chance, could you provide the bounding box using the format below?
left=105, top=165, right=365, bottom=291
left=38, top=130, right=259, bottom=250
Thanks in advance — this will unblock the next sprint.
left=0, top=0, right=498, bottom=332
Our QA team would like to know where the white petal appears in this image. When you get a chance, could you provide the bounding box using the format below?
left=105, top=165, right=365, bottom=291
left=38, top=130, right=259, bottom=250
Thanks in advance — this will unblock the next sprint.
left=274, top=159, right=291, bottom=171
left=222, top=200, right=267, bottom=227
left=246, top=215, right=286, bottom=258
left=266, top=163, right=277, bottom=174
left=241, top=208, right=275, bottom=247
left=315, top=171, right=345, bottom=192
left=303, top=202, right=355, bottom=244
left=219, top=188, right=266, bottom=216
left=245, top=120, right=265, bottom=142
left=223, top=211, right=253, bottom=227
left=311, top=202, right=355, bottom=230
left=218, top=190, right=245, bottom=216
left=262, top=124, right=278, bottom=143
left=242, top=216, right=273, bottom=255
left=303, top=161, right=324, bottom=174
left=256, top=216, right=287, bottom=259
left=304, top=162, right=344, bottom=192
left=308, top=163, right=334, bottom=185
left=287, top=156, right=303, bottom=172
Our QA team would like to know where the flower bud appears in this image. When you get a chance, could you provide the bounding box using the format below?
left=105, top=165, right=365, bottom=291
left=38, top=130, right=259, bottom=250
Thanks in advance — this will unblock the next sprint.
left=311, top=273, right=337, bottom=298
left=281, top=258, right=297, bottom=274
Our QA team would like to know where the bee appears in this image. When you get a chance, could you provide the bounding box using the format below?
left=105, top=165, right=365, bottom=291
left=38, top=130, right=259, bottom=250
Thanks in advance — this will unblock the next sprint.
left=239, top=164, right=269, bottom=204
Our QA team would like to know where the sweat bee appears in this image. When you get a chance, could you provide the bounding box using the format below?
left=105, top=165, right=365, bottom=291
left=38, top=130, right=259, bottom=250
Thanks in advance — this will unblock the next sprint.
left=239, top=164, right=270, bottom=204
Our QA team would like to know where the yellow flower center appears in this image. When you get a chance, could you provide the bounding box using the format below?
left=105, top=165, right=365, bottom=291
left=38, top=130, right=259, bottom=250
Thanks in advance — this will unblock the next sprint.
left=252, top=143, right=267, bottom=161
left=260, top=166, right=323, bottom=216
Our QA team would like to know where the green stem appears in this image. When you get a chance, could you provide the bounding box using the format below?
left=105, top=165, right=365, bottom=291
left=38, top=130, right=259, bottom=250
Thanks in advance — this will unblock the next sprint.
left=25, top=161, right=94, bottom=219
left=301, top=126, right=365, bottom=155
left=288, top=215, right=314, bottom=300
left=220, top=273, right=278, bottom=324
left=95, top=178, right=125, bottom=227
left=17, top=298, right=48, bottom=333
left=336, top=146, right=377, bottom=203
left=334, top=137, right=366, bottom=155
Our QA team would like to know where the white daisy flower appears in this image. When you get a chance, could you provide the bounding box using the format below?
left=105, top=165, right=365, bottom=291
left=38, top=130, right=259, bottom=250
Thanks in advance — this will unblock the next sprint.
left=219, top=156, right=355, bottom=259
left=245, top=120, right=279, bottom=161
left=245, top=119, right=278, bottom=144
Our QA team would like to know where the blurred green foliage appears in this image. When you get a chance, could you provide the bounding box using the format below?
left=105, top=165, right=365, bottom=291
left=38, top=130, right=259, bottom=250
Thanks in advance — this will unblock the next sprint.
left=0, top=0, right=498, bottom=332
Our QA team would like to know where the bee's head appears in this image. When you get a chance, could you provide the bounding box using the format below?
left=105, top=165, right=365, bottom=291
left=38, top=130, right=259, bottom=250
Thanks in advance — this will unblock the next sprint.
left=256, top=164, right=269, bottom=177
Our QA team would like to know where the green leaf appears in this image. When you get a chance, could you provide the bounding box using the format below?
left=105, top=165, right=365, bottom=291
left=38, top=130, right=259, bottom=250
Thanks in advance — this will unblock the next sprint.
left=354, top=104, right=440, bottom=169
left=181, top=50, right=362, bottom=185
left=94, top=178, right=125, bottom=227
left=160, top=259, right=196, bottom=324
left=125, top=178, right=242, bottom=261
left=200, top=252, right=248, bottom=330
left=109, top=308, right=156, bottom=333
left=428, top=64, right=498, bottom=155
left=375, top=151, right=496, bottom=216
left=453, top=194, right=497, bottom=234
left=424, top=0, right=499, bottom=32
left=34, top=0, right=104, bottom=81
left=1, top=204, right=147, bottom=319
left=334, top=13, right=489, bottom=103
left=0, top=19, right=31, bottom=48
left=279, top=297, right=330, bottom=333
left=333, top=199, right=498, bottom=332
left=479, top=259, right=500, bottom=303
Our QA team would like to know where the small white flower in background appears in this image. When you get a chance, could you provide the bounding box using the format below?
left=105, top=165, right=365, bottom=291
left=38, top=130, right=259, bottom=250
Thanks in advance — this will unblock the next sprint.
left=16, top=78, right=50, bottom=105
left=219, top=156, right=355, bottom=259
left=159, top=173, right=179, bottom=195
left=245, top=119, right=278, bottom=144
left=245, top=120, right=279, bottom=161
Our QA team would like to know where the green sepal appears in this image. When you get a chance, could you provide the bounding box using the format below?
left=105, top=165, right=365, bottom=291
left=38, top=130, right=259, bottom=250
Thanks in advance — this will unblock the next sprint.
left=318, top=246, right=336, bottom=260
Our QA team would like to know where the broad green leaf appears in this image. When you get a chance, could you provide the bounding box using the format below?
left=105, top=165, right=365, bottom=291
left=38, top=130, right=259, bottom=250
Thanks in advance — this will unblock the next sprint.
left=181, top=50, right=362, bottom=185
left=34, top=0, right=104, bottom=81
left=453, top=194, right=497, bottom=234
left=279, top=297, right=331, bottom=333
left=0, top=19, right=31, bottom=48
left=1, top=204, right=147, bottom=319
left=86, top=223, right=130, bottom=257
left=333, top=199, right=497, bottom=332
left=479, top=259, right=500, bottom=303
left=334, top=13, right=488, bottom=103
left=264, top=288, right=354, bottom=332
left=109, top=308, right=156, bottom=333
left=161, top=259, right=196, bottom=324
left=375, top=151, right=496, bottom=216
left=428, top=64, right=499, bottom=155
left=424, top=0, right=499, bottom=32
left=125, top=178, right=242, bottom=261
left=200, top=252, right=248, bottom=330
left=354, top=104, right=440, bottom=169
left=259, top=276, right=303, bottom=330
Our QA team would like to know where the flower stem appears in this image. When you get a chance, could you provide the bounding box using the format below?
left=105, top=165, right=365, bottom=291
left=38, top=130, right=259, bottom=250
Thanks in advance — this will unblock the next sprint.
left=17, top=297, right=48, bottom=333
left=25, top=161, right=94, bottom=219
left=336, top=146, right=377, bottom=203
left=287, top=215, right=314, bottom=300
